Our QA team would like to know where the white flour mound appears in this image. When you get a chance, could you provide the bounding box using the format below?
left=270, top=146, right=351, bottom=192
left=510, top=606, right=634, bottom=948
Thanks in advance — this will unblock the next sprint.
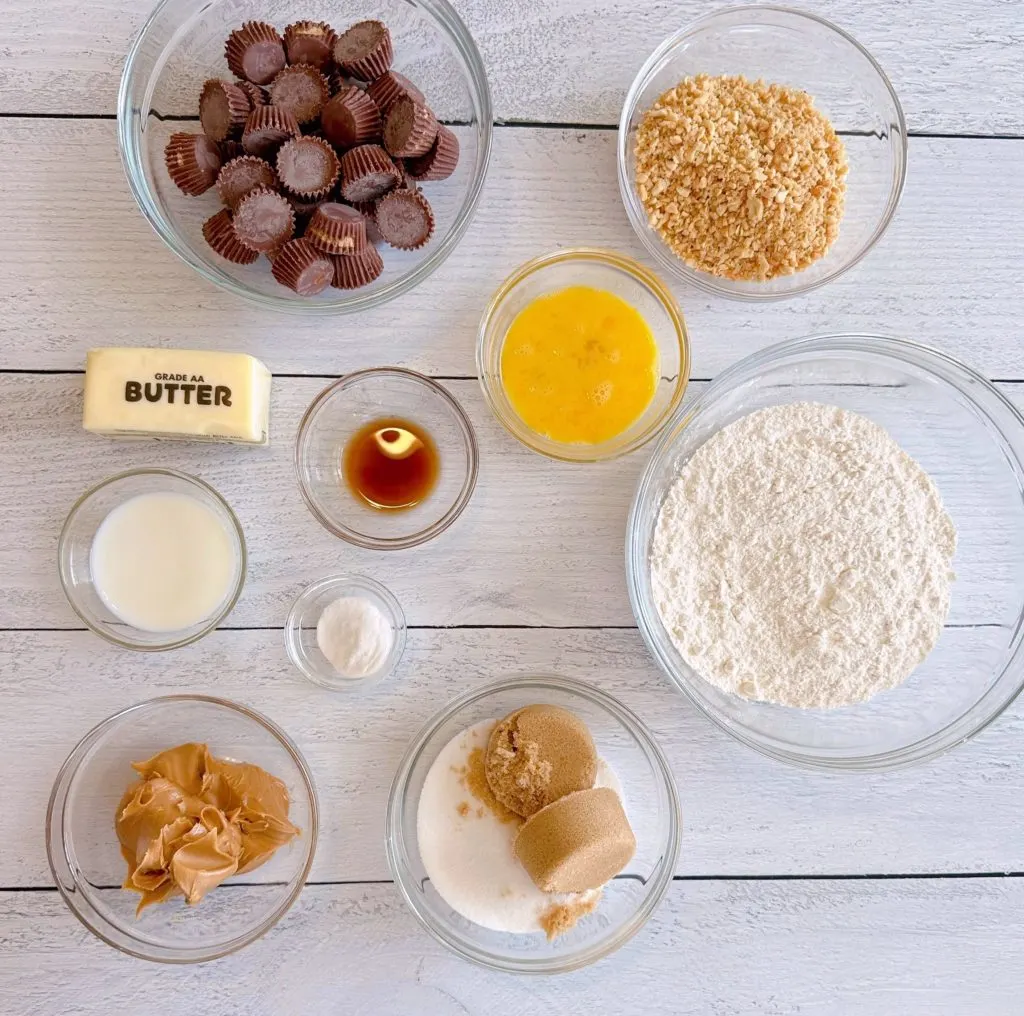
left=651, top=403, right=957, bottom=709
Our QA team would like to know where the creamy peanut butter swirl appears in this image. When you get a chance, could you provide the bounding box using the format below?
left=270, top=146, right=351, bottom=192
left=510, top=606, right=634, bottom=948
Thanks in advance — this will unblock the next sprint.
left=115, top=742, right=300, bottom=913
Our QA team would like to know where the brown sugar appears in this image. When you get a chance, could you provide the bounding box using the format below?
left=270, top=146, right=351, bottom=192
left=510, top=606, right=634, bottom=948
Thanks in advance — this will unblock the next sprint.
left=484, top=705, right=598, bottom=817
left=455, top=801, right=470, bottom=818
left=538, top=893, right=601, bottom=940
left=513, top=787, right=636, bottom=893
left=634, top=74, right=848, bottom=281
left=462, top=745, right=521, bottom=825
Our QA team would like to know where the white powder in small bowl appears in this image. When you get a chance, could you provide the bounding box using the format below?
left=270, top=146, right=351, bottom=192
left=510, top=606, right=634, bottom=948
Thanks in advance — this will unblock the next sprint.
left=316, top=595, right=394, bottom=679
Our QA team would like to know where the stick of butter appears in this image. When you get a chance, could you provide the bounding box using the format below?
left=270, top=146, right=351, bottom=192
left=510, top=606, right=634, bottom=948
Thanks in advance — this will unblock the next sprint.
left=83, top=347, right=272, bottom=445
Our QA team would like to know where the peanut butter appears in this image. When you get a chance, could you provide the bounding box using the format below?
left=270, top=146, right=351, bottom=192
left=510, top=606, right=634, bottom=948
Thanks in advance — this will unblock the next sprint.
left=115, top=742, right=300, bottom=913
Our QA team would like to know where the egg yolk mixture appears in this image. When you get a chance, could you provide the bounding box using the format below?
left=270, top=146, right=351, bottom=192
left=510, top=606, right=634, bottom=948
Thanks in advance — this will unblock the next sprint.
left=500, top=286, right=658, bottom=444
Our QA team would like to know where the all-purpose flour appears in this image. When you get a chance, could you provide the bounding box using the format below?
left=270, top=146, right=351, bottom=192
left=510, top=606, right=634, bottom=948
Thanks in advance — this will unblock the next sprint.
left=651, top=403, right=957, bottom=709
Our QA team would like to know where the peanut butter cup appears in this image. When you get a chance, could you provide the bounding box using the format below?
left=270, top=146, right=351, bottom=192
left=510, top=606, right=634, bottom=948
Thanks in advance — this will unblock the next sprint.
left=199, top=79, right=251, bottom=141
left=366, top=71, right=424, bottom=117
left=331, top=245, right=384, bottom=289
left=276, top=136, right=340, bottom=198
left=375, top=189, right=435, bottom=250
left=283, top=21, right=338, bottom=71
left=235, top=80, right=268, bottom=107
left=202, top=209, right=260, bottom=264
left=268, top=63, right=330, bottom=124
left=321, top=86, right=382, bottom=148
left=383, top=95, right=438, bottom=158
left=406, top=124, right=460, bottom=181
left=165, top=132, right=222, bottom=195
left=339, top=144, right=400, bottom=203
left=305, top=202, right=368, bottom=255
left=241, top=105, right=300, bottom=157
left=216, top=155, right=278, bottom=210
left=232, top=186, right=295, bottom=252
left=333, top=20, right=393, bottom=80
left=225, top=21, right=286, bottom=86
left=271, top=238, right=335, bottom=295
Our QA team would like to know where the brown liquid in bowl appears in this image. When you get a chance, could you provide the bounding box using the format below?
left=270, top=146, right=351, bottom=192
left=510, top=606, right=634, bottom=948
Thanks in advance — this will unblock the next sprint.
left=343, top=417, right=439, bottom=511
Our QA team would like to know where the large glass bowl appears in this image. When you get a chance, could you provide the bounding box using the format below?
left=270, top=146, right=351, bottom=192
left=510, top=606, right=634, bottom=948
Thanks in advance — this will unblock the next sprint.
left=46, top=696, right=319, bottom=962
left=386, top=675, right=681, bottom=973
left=627, top=335, right=1024, bottom=770
left=118, top=0, right=492, bottom=312
left=617, top=6, right=907, bottom=301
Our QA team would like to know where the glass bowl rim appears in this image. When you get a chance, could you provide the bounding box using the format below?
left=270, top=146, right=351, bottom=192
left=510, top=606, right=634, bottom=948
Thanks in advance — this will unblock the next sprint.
left=626, top=332, right=1024, bottom=771
left=45, top=693, right=320, bottom=964
left=116, top=0, right=494, bottom=315
left=476, top=247, right=691, bottom=463
left=616, top=3, right=909, bottom=303
left=57, top=466, right=248, bottom=652
left=294, top=367, right=480, bottom=550
left=284, top=572, right=407, bottom=691
left=384, top=673, right=682, bottom=973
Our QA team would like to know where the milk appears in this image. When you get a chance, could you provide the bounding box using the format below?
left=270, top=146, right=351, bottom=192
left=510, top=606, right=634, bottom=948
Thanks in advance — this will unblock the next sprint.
left=90, top=492, right=238, bottom=632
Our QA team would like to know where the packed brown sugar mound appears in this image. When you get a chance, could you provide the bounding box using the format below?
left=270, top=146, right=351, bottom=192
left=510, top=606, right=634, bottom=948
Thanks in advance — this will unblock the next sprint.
left=634, top=74, right=848, bottom=281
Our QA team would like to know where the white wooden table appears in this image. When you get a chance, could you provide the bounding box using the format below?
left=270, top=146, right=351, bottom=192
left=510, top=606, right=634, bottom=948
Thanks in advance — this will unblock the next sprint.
left=2, top=1, right=1023, bottom=1012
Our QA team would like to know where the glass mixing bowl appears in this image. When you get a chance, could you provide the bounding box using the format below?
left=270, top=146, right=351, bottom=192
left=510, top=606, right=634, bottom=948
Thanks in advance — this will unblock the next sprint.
left=477, top=248, right=690, bottom=462
left=617, top=5, right=907, bottom=301
left=386, top=675, right=681, bottom=973
left=46, top=696, right=319, bottom=962
left=627, top=335, right=1024, bottom=770
left=295, top=368, right=478, bottom=549
left=118, top=0, right=492, bottom=312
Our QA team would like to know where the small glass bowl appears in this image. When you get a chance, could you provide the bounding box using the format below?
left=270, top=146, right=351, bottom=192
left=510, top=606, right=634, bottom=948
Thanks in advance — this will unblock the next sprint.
left=295, top=368, right=478, bottom=549
left=386, top=674, right=681, bottom=973
left=58, top=468, right=246, bottom=651
left=477, top=248, right=690, bottom=462
left=627, top=334, right=1024, bottom=770
left=617, top=6, right=907, bottom=301
left=285, top=574, right=407, bottom=691
left=46, top=695, right=319, bottom=963
left=118, top=0, right=492, bottom=312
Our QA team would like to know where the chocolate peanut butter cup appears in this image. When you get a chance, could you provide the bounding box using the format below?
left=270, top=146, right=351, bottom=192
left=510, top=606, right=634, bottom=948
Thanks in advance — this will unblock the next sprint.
left=383, top=95, right=438, bottom=158
left=202, top=208, right=260, bottom=264
left=305, top=202, right=368, bottom=255
left=164, top=132, right=222, bottom=195
left=268, top=63, right=330, bottom=124
left=241, top=105, right=300, bottom=157
left=225, top=21, right=286, bottom=86
left=334, top=20, right=393, bottom=80
left=366, top=71, right=424, bottom=117
left=271, top=238, right=335, bottom=295
left=232, top=186, right=295, bottom=252
left=331, top=245, right=384, bottom=289
left=375, top=188, right=435, bottom=250
left=339, top=144, right=400, bottom=203
left=235, top=80, right=268, bottom=108
left=276, top=136, right=340, bottom=199
left=321, top=86, right=382, bottom=149
left=406, top=125, right=460, bottom=181
left=283, top=21, right=338, bottom=72
left=216, top=155, right=278, bottom=210
left=199, top=79, right=251, bottom=141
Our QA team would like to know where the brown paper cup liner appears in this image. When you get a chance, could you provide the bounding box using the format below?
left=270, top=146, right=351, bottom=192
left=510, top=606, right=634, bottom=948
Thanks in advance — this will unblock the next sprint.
left=276, top=136, right=340, bottom=199
left=235, top=81, right=268, bottom=107
left=406, top=125, right=460, bottom=181
left=283, top=21, right=338, bottom=72
left=232, top=186, right=296, bottom=252
left=165, top=132, right=222, bottom=196
left=334, top=21, right=393, bottom=81
left=218, top=139, right=245, bottom=161
left=366, top=71, right=424, bottom=117
left=383, top=96, right=439, bottom=158
left=203, top=209, right=259, bottom=264
left=375, top=189, right=435, bottom=251
left=321, top=86, right=382, bottom=148
left=306, top=203, right=369, bottom=255
left=268, top=63, right=331, bottom=124
left=339, top=144, right=400, bottom=203
left=216, top=155, right=278, bottom=210
left=225, top=21, right=286, bottom=85
left=272, top=238, right=335, bottom=296
left=242, top=105, right=300, bottom=157
left=199, top=79, right=251, bottom=142
left=331, top=246, right=385, bottom=289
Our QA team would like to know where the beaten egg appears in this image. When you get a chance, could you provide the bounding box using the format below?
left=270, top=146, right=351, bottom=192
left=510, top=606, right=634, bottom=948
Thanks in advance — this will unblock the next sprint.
left=500, top=286, right=658, bottom=445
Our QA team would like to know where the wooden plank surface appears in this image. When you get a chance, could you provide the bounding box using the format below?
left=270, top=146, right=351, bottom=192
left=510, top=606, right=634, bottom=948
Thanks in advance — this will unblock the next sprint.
left=9, top=628, right=1024, bottom=888
left=1, top=120, right=1023, bottom=377
left=3, top=877, right=1022, bottom=1015
left=2, top=0, right=1023, bottom=133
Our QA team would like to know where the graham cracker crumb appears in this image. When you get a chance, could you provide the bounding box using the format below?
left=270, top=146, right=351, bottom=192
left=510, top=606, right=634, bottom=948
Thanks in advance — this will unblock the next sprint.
left=634, top=74, right=848, bottom=281
left=538, top=893, right=601, bottom=940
